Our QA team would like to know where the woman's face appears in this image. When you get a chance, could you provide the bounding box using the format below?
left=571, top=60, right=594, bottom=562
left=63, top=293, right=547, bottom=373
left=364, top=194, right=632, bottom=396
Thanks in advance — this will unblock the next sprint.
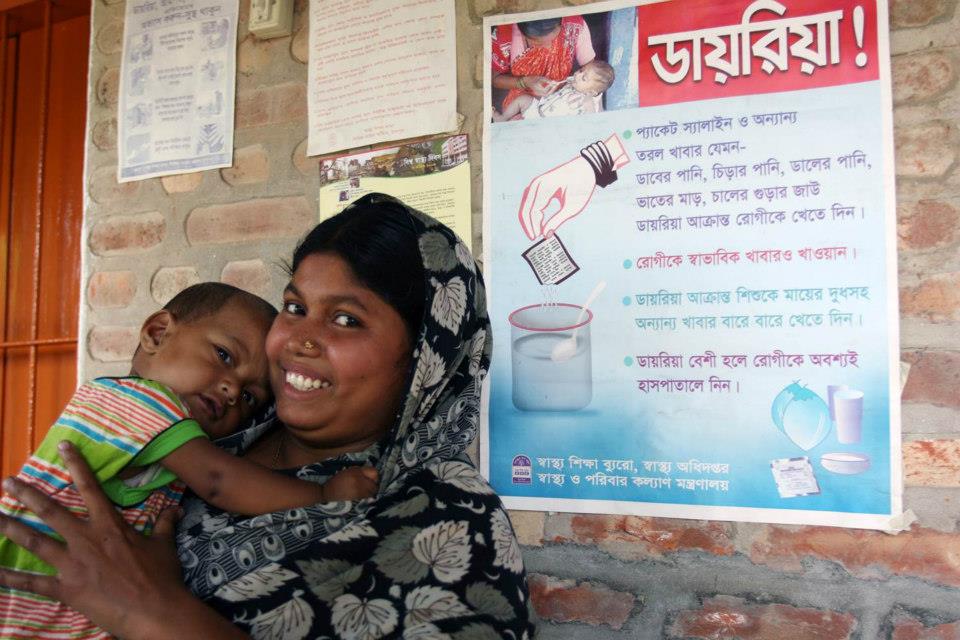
left=266, top=252, right=413, bottom=457
left=525, top=24, right=561, bottom=48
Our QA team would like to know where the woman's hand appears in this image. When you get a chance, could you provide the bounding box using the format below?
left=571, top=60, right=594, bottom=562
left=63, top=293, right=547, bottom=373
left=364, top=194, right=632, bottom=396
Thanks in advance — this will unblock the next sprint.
left=0, top=442, right=190, bottom=638
left=522, top=75, right=555, bottom=96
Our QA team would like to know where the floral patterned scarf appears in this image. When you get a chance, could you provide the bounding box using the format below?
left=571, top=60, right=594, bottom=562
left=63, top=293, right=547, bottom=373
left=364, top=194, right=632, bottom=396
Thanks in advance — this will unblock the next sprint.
left=175, top=194, right=534, bottom=639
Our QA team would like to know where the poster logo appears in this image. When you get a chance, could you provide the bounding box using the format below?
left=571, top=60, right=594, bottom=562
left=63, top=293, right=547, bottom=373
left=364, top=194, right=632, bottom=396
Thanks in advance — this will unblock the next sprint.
left=511, top=455, right=532, bottom=484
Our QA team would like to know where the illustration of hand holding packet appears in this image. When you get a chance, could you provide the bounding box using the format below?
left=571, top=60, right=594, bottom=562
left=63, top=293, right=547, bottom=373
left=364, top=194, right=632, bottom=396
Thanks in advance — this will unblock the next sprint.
left=510, top=135, right=628, bottom=412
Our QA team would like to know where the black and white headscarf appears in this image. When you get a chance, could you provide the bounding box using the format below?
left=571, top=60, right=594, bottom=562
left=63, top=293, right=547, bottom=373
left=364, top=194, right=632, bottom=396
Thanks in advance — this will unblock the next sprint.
left=175, top=194, right=534, bottom=639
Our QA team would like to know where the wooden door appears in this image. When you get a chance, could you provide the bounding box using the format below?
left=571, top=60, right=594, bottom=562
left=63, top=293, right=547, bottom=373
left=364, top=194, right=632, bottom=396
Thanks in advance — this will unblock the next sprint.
left=0, top=0, right=89, bottom=477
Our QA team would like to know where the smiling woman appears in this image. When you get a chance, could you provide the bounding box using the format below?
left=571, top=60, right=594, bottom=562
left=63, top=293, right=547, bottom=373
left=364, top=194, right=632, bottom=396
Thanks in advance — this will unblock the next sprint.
left=266, top=253, right=412, bottom=461
left=0, top=193, right=535, bottom=639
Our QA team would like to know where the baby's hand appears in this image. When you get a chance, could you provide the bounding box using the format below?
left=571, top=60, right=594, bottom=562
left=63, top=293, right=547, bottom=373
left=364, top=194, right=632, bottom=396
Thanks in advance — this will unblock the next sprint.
left=320, top=466, right=378, bottom=502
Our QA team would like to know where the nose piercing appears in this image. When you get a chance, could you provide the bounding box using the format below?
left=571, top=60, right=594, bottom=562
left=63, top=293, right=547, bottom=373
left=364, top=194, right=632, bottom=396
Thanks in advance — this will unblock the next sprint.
left=227, top=397, right=236, bottom=406
left=304, top=340, right=315, bottom=350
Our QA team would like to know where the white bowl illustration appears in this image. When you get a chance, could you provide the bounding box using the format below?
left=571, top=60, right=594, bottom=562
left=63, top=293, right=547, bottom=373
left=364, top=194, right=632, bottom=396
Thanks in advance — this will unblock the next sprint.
left=820, top=452, right=870, bottom=475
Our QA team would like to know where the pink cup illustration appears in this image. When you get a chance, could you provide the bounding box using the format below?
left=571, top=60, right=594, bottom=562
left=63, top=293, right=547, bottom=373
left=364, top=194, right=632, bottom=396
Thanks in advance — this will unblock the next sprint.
left=508, top=303, right=593, bottom=411
left=833, top=389, right=864, bottom=444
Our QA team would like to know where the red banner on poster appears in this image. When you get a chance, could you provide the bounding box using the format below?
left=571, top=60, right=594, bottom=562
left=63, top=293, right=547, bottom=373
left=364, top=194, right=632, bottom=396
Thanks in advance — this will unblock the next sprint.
left=638, top=0, right=879, bottom=106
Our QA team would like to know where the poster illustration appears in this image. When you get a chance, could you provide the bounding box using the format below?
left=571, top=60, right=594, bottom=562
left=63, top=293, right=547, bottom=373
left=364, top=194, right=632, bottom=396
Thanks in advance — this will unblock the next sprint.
left=481, top=0, right=902, bottom=529
left=118, top=0, right=238, bottom=181
left=317, top=135, right=472, bottom=250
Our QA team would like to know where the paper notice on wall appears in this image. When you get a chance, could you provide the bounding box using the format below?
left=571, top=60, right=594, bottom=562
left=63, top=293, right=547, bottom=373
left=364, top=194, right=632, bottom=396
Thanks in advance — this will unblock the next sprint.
left=117, top=0, right=238, bottom=182
left=317, top=134, right=472, bottom=250
left=307, top=0, right=457, bottom=157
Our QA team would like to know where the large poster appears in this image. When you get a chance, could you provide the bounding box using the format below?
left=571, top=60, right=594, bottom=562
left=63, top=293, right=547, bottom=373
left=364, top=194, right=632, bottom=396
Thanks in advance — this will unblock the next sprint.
left=481, top=0, right=902, bottom=529
left=118, top=0, right=238, bottom=181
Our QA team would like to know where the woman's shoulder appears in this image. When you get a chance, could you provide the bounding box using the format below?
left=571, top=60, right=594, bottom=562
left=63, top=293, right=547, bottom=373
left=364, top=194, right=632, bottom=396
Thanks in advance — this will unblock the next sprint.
left=379, top=460, right=502, bottom=511
left=366, top=460, right=525, bottom=572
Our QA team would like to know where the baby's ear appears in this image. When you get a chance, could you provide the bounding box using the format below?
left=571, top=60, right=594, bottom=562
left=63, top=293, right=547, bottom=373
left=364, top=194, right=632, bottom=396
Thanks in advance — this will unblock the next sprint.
left=139, top=310, right=175, bottom=353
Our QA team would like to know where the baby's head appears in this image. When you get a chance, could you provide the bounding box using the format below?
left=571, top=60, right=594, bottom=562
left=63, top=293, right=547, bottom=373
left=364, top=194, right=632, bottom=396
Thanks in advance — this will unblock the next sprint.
left=131, top=282, right=277, bottom=439
left=571, top=60, right=615, bottom=97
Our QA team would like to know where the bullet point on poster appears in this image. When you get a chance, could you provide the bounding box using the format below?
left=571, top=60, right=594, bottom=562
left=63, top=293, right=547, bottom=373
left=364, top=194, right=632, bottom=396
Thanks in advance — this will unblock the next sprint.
left=623, top=129, right=632, bottom=139
left=624, top=356, right=633, bottom=366
left=622, top=296, right=631, bottom=306
left=623, top=259, right=632, bottom=269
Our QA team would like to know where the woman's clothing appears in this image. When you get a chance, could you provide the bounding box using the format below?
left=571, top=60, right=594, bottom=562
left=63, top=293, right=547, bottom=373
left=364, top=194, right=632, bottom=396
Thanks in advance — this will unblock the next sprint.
left=0, top=377, right=204, bottom=639
left=176, top=194, right=534, bottom=639
left=491, top=15, right=595, bottom=110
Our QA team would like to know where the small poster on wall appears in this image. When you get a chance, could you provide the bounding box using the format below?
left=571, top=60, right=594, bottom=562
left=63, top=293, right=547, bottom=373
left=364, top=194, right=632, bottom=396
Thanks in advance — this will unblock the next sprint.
left=117, top=0, right=238, bottom=182
left=317, top=135, right=473, bottom=250
left=307, top=0, right=458, bottom=157
left=481, top=0, right=903, bottom=530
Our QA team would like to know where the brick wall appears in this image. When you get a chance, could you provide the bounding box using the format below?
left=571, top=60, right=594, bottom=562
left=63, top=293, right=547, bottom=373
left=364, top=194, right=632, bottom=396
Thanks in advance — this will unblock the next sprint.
left=81, top=0, right=960, bottom=636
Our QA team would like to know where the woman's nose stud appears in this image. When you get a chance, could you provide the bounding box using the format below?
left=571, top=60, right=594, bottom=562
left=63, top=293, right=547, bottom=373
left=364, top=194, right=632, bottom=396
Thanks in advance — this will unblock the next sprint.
left=303, top=340, right=316, bottom=350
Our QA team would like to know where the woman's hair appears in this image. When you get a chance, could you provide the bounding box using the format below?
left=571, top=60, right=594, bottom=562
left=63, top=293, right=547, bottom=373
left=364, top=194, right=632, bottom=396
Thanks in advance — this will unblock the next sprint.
left=291, top=196, right=426, bottom=339
left=517, top=18, right=561, bottom=38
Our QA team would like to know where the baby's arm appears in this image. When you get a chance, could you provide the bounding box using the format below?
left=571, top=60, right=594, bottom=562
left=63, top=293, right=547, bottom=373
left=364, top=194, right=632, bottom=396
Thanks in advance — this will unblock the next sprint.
left=160, top=439, right=374, bottom=515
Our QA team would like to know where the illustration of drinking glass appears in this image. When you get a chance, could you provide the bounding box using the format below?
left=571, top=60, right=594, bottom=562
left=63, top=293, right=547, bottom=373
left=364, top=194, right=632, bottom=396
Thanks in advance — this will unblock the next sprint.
left=509, top=303, right=593, bottom=411
left=827, top=384, right=848, bottom=422
left=833, top=389, right=864, bottom=444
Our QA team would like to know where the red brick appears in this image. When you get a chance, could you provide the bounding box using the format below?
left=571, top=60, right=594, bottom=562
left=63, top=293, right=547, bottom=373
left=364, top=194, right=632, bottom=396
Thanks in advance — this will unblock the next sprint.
left=95, top=19, right=123, bottom=54
left=151, top=266, right=200, bottom=304
left=902, top=350, right=960, bottom=409
left=898, top=200, right=960, bottom=250
left=895, top=122, right=956, bottom=179
left=668, top=596, right=856, bottom=640
left=291, top=25, right=307, bottom=64
left=96, top=67, right=119, bottom=107
left=237, top=34, right=274, bottom=76
left=87, top=271, right=136, bottom=309
left=507, top=510, right=544, bottom=547
left=471, top=0, right=524, bottom=17
left=89, top=212, right=165, bottom=256
left=221, top=144, right=270, bottom=186
left=890, top=0, right=952, bottom=28
left=905, top=439, right=960, bottom=487
left=892, top=51, right=956, bottom=104
left=900, top=274, right=960, bottom=322
left=546, top=514, right=734, bottom=559
left=749, top=525, right=960, bottom=587
left=160, top=172, right=203, bottom=194
left=91, top=118, right=117, bottom=151
left=292, top=138, right=317, bottom=176
left=236, top=82, right=307, bottom=129
left=221, top=259, right=270, bottom=298
left=186, top=196, right=312, bottom=245
left=89, top=165, right=141, bottom=204
left=892, top=614, right=960, bottom=640
left=528, top=574, right=635, bottom=629
left=88, top=326, right=139, bottom=363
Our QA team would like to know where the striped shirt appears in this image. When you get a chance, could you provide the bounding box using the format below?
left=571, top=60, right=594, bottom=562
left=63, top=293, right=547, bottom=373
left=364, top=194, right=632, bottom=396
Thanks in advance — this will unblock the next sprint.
left=0, top=377, right=205, bottom=639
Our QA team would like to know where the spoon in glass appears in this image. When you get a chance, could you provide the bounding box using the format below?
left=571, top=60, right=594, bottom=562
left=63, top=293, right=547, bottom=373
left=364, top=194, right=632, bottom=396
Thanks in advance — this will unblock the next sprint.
left=550, top=280, right=606, bottom=363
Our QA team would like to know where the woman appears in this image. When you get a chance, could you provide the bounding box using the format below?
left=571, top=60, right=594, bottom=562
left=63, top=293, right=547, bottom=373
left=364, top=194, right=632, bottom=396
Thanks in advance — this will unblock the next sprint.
left=491, top=16, right=596, bottom=112
left=0, top=194, right=534, bottom=638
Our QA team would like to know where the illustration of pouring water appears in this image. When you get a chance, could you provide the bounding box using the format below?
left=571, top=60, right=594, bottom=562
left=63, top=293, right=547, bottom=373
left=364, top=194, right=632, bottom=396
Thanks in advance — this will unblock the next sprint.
left=509, top=281, right=605, bottom=412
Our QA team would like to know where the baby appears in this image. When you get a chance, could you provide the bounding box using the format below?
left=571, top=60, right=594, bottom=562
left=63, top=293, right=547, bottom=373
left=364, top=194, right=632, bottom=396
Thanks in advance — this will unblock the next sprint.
left=493, top=59, right=615, bottom=122
left=0, top=282, right=376, bottom=639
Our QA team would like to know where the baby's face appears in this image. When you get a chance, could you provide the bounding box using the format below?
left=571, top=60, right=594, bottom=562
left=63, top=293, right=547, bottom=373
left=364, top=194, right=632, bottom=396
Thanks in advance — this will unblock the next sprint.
left=571, top=65, right=608, bottom=96
left=137, top=300, right=273, bottom=439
